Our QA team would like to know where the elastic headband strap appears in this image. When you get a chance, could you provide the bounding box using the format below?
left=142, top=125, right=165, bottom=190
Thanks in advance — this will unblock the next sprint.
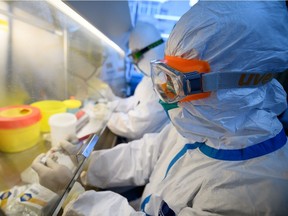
left=165, top=56, right=279, bottom=91
left=130, top=39, right=164, bottom=59
left=165, top=56, right=210, bottom=73
left=202, top=72, right=277, bottom=91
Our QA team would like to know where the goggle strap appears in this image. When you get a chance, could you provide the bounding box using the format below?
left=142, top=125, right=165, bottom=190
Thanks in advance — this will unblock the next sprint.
left=202, top=72, right=279, bottom=92
left=131, top=39, right=164, bottom=59
left=146, top=38, right=164, bottom=51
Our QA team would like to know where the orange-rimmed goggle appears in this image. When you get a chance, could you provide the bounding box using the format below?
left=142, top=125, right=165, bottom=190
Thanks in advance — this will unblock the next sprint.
left=151, top=56, right=278, bottom=103
left=151, top=56, right=210, bottom=103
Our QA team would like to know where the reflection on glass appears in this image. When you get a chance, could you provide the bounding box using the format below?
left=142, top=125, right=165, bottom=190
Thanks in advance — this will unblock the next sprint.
left=0, top=1, right=125, bottom=215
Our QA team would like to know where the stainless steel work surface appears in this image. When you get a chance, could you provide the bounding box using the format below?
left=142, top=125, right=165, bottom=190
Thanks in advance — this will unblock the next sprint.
left=0, top=137, right=50, bottom=191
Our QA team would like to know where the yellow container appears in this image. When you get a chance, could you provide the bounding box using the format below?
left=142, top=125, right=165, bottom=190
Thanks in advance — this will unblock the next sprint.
left=63, top=99, right=82, bottom=114
left=0, top=105, right=41, bottom=153
left=31, top=100, right=66, bottom=132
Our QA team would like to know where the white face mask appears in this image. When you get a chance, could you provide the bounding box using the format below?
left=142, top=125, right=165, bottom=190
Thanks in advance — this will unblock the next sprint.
left=166, top=106, right=181, bottom=121
left=166, top=103, right=208, bottom=143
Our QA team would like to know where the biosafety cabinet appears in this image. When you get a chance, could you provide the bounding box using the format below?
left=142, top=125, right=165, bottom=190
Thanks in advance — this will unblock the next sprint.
left=0, top=1, right=129, bottom=215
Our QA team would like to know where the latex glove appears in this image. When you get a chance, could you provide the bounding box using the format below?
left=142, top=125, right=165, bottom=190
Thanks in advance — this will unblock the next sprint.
left=107, top=100, right=120, bottom=111
left=59, top=138, right=93, bottom=174
left=60, top=139, right=82, bottom=156
left=58, top=137, right=84, bottom=165
left=31, top=153, right=73, bottom=193
left=93, top=103, right=110, bottom=120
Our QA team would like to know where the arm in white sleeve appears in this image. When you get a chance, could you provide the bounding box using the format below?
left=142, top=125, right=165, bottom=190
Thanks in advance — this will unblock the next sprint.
left=107, top=98, right=168, bottom=140
left=63, top=190, right=145, bottom=216
left=81, top=124, right=172, bottom=189
left=112, top=77, right=150, bottom=113
left=113, top=96, right=139, bottom=113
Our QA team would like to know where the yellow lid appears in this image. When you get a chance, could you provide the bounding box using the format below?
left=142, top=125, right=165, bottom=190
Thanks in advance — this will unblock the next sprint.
left=63, top=99, right=82, bottom=109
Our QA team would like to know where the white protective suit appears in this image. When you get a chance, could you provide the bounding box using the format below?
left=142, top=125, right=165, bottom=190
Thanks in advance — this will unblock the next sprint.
left=107, top=22, right=169, bottom=140
left=63, top=1, right=288, bottom=215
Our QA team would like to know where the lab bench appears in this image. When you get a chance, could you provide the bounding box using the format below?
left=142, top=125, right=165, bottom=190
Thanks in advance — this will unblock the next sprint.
left=0, top=124, right=118, bottom=216
left=0, top=0, right=126, bottom=214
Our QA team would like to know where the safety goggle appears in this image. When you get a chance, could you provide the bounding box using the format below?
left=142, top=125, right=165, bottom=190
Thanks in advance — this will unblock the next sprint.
left=151, top=59, right=277, bottom=103
left=128, top=39, right=164, bottom=64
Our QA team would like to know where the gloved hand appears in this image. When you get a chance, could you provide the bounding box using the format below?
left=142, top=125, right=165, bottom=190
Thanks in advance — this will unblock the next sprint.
left=92, top=103, right=110, bottom=120
left=60, top=139, right=82, bottom=156
left=107, top=100, right=120, bottom=112
left=31, top=153, right=73, bottom=193
left=60, top=139, right=92, bottom=173
left=58, top=136, right=84, bottom=165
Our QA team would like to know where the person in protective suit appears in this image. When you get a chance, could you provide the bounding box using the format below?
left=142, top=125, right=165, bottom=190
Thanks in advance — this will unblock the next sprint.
left=32, top=1, right=288, bottom=215
left=106, top=21, right=169, bottom=140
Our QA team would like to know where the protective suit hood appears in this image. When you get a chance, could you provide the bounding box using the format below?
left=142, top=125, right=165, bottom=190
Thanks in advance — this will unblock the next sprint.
left=166, top=1, right=288, bottom=149
left=129, top=21, right=164, bottom=76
